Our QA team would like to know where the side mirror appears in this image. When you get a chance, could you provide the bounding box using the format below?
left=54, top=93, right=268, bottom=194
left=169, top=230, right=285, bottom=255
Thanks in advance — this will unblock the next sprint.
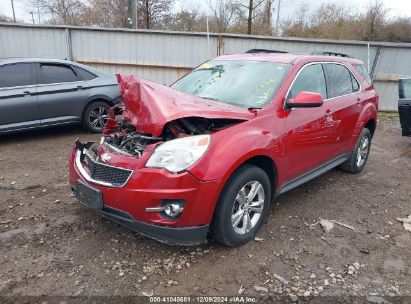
left=286, top=92, right=324, bottom=109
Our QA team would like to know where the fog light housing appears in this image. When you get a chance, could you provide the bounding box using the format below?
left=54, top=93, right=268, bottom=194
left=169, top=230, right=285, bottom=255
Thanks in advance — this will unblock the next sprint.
left=162, top=200, right=184, bottom=219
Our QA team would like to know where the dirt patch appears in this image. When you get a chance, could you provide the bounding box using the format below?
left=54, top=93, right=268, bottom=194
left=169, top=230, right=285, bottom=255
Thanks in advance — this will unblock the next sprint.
left=0, top=115, right=410, bottom=300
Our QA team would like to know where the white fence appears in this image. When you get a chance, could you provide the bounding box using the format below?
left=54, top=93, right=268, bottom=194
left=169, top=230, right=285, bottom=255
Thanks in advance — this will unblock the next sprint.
left=2, top=23, right=411, bottom=111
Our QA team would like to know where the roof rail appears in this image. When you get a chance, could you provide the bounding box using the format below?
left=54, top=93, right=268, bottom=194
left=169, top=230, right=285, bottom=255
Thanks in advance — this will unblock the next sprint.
left=311, top=51, right=353, bottom=58
left=246, top=49, right=288, bottom=54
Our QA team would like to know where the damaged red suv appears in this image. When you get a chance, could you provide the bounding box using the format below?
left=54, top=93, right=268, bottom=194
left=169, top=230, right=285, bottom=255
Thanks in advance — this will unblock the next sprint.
left=69, top=50, right=378, bottom=246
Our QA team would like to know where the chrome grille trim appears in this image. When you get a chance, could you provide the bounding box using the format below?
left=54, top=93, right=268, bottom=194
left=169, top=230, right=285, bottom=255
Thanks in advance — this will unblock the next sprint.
left=75, top=150, right=133, bottom=188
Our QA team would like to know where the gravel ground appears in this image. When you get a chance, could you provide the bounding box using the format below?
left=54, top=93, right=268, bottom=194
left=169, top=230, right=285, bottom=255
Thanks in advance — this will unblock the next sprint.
left=0, top=114, right=410, bottom=302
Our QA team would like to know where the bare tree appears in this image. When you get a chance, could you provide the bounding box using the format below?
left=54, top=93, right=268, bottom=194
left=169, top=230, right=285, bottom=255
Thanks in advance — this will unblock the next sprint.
left=36, top=0, right=85, bottom=25
left=250, top=0, right=276, bottom=35
left=262, top=0, right=275, bottom=32
left=83, top=0, right=129, bottom=28
left=383, top=17, right=411, bottom=43
left=362, top=0, right=387, bottom=41
left=239, top=0, right=266, bottom=34
left=163, top=8, right=209, bottom=32
left=137, top=0, right=174, bottom=29
left=0, top=12, right=13, bottom=22
left=209, top=0, right=240, bottom=33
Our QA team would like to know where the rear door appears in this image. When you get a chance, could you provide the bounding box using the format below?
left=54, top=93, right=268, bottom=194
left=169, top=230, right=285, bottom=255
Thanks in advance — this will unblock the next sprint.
left=399, top=78, right=411, bottom=136
left=284, top=63, right=338, bottom=180
left=36, top=63, right=92, bottom=125
left=323, top=63, right=362, bottom=153
left=0, top=63, right=39, bottom=132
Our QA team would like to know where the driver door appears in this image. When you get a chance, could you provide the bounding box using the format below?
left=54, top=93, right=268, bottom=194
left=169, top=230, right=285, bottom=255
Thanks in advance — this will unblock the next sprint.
left=284, top=63, right=339, bottom=181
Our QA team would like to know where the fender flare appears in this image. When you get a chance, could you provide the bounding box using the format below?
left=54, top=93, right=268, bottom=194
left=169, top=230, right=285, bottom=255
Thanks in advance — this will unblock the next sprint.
left=354, top=103, right=377, bottom=138
left=84, top=94, right=114, bottom=106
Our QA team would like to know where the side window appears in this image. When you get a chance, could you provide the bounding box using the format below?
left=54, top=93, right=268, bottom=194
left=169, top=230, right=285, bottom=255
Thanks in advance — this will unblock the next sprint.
left=72, top=66, right=97, bottom=81
left=39, top=64, right=78, bottom=84
left=351, top=73, right=360, bottom=92
left=288, top=64, right=327, bottom=99
left=0, top=63, right=34, bottom=88
left=399, top=78, right=411, bottom=99
left=354, top=64, right=373, bottom=85
left=325, top=63, right=359, bottom=98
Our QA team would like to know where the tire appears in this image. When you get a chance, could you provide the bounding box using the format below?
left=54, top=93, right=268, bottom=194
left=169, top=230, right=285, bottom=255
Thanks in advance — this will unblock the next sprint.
left=82, top=101, right=110, bottom=133
left=211, top=164, right=272, bottom=247
left=340, top=128, right=372, bottom=174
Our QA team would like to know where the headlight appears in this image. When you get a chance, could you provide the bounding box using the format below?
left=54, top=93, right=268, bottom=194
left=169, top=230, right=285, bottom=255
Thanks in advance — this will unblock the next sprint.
left=146, top=135, right=211, bottom=173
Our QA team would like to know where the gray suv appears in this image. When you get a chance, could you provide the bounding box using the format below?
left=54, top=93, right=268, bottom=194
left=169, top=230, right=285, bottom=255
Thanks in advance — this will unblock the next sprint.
left=0, top=58, right=120, bottom=134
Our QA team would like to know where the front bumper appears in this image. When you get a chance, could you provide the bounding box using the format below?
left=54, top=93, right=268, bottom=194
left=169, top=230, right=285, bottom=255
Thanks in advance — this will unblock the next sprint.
left=72, top=185, right=209, bottom=245
left=68, top=141, right=221, bottom=245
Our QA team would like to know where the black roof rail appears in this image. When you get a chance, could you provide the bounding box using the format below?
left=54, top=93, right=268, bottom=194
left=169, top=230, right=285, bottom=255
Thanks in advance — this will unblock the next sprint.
left=246, top=49, right=288, bottom=54
left=311, top=51, right=353, bottom=58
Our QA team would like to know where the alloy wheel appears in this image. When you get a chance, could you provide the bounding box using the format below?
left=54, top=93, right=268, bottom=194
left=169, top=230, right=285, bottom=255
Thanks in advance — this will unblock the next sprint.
left=89, top=105, right=109, bottom=130
left=231, top=181, right=265, bottom=235
left=356, top=136, right=370, bottom=167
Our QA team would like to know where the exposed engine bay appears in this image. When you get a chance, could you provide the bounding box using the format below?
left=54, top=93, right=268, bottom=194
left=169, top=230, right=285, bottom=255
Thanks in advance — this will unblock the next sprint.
left=98, top=75, right=253, bottom=158
left=103, top=111, right=243, bottom=158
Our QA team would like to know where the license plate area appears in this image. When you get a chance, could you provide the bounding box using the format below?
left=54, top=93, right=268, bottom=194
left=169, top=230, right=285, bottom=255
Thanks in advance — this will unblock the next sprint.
left=76, top=180, right=103, bottom=210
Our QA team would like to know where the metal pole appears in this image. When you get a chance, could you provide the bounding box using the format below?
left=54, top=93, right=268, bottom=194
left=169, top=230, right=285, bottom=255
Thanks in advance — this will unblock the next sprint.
left=131, top=0, right=137, bottom=29
left=10, top=0, right=16, bottom=22
left=135, top=0, right=138, bottom=29
left=37, top=0, right=41, bottom=24
left=276, top=0, right=281, bottom=36
left=207, top=16, right=210, bottom=57
left=66, top=28, right=73, bottom=61
left=367, top=43, right=370, bottom=72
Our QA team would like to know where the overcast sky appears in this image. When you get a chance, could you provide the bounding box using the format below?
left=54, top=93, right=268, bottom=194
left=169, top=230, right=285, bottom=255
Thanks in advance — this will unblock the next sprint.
left=1, top=0, right=410, bottom=24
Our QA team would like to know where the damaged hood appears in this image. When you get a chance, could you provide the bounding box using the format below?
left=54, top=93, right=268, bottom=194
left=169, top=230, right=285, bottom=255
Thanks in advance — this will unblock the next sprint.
left=116, top=75, right=254, bottom=136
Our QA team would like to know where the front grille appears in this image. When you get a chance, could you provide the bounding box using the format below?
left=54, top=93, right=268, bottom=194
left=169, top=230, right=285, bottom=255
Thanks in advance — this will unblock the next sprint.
left=85, top=154, right=132, bottom=187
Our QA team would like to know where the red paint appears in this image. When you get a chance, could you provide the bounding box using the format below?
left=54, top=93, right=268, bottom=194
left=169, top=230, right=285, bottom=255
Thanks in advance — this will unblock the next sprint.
left=288, top=91, right=324, bottom=107
left=69, top=53, right=378, bottom=230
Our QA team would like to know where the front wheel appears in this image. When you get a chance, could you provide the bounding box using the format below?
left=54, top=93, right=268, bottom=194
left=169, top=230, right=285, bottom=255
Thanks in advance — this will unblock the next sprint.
left=340, top=128, right=372, bottom=174
left=211, top=164, right=272, bottom=247
left=82, top=101, right=110, bottom=133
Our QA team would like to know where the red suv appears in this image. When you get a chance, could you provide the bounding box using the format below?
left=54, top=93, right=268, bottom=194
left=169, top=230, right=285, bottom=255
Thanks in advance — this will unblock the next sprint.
left=69, top=50, right=378, bottom=246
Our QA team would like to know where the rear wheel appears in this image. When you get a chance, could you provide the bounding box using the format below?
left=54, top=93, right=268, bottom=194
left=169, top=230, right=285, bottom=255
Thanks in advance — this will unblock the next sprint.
left=211, top=164, right=271, bottom=247
left=340, top=128, right=372, bottom=174
left=82, top=101, right=110, bottom=133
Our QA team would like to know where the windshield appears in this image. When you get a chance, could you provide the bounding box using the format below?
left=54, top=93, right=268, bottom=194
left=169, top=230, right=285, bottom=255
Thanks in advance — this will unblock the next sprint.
left=172, top=60, right=291, bottom=108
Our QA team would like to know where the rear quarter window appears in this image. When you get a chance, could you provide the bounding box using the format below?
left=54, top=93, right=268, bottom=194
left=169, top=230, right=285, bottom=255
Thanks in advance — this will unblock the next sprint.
left=354, top=64, right=373, bottom=85
left=39, top=64, right=78, bottom=84
left=72, top=66, right=97, bottom=81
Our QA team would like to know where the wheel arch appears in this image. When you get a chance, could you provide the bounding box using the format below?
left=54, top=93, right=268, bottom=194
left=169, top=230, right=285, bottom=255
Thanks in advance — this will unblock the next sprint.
left=209, top=154, right=278, bottom=246
left=81, top=96, right=113, bottom=123
left=243, top=155, right=278, bottom=202
left=216, top=153, right=279, bottom=208
left=364, top=119, right=376, bottom=138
